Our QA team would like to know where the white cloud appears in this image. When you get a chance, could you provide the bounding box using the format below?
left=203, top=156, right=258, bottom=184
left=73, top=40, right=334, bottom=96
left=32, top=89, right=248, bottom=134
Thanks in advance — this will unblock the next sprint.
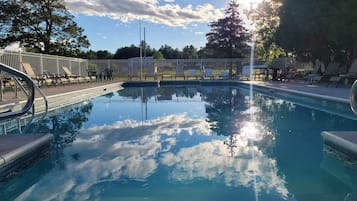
left=161, top=140, right=290, bottom=198
left=14, top=112, right=291, bottom=200
left=14, top=114, right=211, bottom=201
left=64, top=0, right=223, bottom=27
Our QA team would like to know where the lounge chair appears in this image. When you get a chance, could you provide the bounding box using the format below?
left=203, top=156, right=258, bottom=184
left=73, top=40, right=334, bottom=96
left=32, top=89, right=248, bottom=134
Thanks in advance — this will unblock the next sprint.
left=62, top=66, right=89, bottom=83
left=21, top=62, right=53, bottom=86
left=280, top=67, right=299, bottom=81
left=0, top=73, right=15, bottom=94
left=310, top=62, right=339, bottom=83
left=175, top=65, right=185, bottom=80
left=144, top=66, right=157, bottom=80
left=203, top=68, right=215, bottom=79
left=218, top=71, right=230, bottom=79
left=305, top=60, right=325, bottom=83
left=186, top=69, right=199, bottom=80
left=128, top=65, right=139, bottom=80
left=328, top=59, right=357, bottom=86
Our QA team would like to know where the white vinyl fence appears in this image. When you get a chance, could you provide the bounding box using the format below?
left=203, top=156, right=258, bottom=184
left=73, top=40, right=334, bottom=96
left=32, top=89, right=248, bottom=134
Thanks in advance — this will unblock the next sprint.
left=89, top=57, right=295, bottom=80
left=0, top=49, right=88, bottom=76
left=0, top=48, right=299, bottom=80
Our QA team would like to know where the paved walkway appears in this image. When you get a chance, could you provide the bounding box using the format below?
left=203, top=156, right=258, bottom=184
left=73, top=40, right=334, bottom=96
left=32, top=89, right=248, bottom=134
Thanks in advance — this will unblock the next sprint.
left=0, top=80, right=118, bottom=106
left=249, top=80, right=351, bottom=102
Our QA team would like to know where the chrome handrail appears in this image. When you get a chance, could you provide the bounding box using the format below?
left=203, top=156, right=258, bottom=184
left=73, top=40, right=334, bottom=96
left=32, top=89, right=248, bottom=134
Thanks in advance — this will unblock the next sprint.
left=0, top=62, right=48, bottom=119
left=350, top=79, right=357, bottom=115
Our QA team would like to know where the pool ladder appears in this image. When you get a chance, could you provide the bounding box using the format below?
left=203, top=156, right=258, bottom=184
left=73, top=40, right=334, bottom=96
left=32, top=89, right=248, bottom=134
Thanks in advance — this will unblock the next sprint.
left=0, top=62, right=48, bottom=119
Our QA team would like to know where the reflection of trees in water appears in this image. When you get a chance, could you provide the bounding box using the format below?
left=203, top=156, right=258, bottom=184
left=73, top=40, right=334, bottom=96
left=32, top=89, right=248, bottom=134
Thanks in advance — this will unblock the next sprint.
left=118, top=86, right=202, bottom=101
left=203, top=87, right=248, bottom=157
left=25, top=102, right=93, bottom=168
left=204, top=87, right=247, bottom=136
left=118, top=87, right=156, bottom=102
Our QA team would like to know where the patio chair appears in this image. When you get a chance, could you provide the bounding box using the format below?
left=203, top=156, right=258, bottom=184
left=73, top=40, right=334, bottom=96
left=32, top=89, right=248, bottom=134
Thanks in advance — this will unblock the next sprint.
left=175, top=65, right=185, bottom=80
left=128, top=65, right=139, bottom=80
left=62, top=66, right=89, bottom=83
left=0, top=73, right=16, bottom=94
left=280, top=67, right=297, bottom=81
left=309, top=62, right=339, bottom=83
left=305, top=59, right=325, bottom=83
left=218, top=70, right=230, bottom=79
left=144, top=66, right=157, bottom=80
left=186, top=69, right=199, bottom=80
left=21, top=62, right=53, bottom=86
left=328, top=59, right=357, bottom=87
left=203, top=68, right=215, bottom=79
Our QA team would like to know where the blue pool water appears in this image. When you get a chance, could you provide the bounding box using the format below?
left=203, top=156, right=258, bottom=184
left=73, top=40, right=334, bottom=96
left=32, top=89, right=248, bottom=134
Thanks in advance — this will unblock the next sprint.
left=1, top=85, right=357, bottom=201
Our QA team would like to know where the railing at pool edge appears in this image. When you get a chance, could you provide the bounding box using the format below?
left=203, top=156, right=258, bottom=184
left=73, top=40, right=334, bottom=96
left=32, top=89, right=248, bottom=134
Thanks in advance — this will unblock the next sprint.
left=0, top=62, right=48, bottom=119
left=350, top=80, right=357, bottom=115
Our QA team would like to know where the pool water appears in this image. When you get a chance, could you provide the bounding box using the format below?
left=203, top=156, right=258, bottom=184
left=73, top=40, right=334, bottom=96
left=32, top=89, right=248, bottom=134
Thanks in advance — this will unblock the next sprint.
left=1, top=86, right=357, bottom=201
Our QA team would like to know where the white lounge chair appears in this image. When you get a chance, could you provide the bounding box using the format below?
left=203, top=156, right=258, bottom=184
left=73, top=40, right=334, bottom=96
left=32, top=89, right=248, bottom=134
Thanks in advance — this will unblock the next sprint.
left=186, top=69, right=199, bottom=80
left=329, top=59, right=357, bottom=86
left=63, top=66, right=89, bottom=83
left=204, top=68, right=215, bottom=79
left=175, top=65, right=185, bottom=80
left=218, top=71, right=230, bottom=79
left=310, top=62, right=339, bottom=83
left=21, top=62, right=53, bottom=86
left=128, top=65, right=139, bottom=80
left=305, top=60, right=324, bottom=83
left=144, top=66, right=157, bottom=80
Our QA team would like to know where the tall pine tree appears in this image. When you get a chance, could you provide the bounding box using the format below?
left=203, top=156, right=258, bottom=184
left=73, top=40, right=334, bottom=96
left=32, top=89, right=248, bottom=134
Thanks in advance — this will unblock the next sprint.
left=206, top=0, right=250, bottom=58
left=0, top=0, right=89, bottom=56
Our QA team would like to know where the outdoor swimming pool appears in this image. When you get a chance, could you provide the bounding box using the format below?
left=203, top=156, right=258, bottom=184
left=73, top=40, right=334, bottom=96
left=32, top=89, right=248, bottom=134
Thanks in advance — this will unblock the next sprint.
left=1, top=85, right=357, bottom=201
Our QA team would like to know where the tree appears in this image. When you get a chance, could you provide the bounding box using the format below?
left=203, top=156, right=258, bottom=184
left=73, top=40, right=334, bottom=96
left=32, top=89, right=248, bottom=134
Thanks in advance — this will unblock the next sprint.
left=182, top=45, right=198, bottom=59
left=205, top=0, right=251, bottom=58
left=96, top=50, right=113, bottom=59
left=275, top=0, right=331, bottom=63
left=153, top=51, right=164, bottom=59
left=113, top=45, right=140, bottom=59
left=250, top=0, right=285, bottom=60
left=0, top=0, right=90, bottom=56
left=274, top=0, right=357, bottom=65
left=159, top=44, right=181, bottom=59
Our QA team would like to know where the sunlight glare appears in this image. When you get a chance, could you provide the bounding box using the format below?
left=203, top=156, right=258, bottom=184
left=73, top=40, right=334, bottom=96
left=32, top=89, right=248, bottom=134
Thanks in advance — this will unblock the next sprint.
left=240, top=121, right=261, bottom=141
left=239, top=0, right=264, bottom=10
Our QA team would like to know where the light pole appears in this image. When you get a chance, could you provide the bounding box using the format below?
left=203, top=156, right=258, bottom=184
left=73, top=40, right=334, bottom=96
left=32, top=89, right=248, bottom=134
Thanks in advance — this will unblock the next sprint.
left=139, top=20, right=143, bottom=80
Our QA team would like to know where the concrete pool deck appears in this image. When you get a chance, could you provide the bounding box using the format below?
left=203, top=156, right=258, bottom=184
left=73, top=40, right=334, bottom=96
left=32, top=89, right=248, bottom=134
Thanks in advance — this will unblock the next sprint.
left=249, top=80, right=351, bottom=103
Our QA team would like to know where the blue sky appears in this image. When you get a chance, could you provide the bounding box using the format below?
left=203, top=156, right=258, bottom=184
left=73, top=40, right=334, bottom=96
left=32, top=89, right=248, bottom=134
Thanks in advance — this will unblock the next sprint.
left=64, top=0, right=258, bottom=53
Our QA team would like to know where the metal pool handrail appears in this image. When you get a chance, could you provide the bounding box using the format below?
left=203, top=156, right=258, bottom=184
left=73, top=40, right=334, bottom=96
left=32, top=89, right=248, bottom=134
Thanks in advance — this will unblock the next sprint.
left=350, top=80, right=357, bottom=115
left=0, top=62, right=48, bottom=119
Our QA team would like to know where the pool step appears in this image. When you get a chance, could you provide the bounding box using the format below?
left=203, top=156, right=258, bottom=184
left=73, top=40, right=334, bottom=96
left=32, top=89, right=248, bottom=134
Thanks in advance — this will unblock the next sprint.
left=0, top=134, right=53, bottom=180
left=322, top=131, right=357, bottom=159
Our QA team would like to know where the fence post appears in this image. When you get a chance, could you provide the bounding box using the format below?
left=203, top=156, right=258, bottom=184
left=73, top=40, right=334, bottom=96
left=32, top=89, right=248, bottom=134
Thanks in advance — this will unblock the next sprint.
left=78, top=59, right=81, bottom=76
left=40, top=53, right=43, bottom=75
left=19, top=51, right=22, bottom=69
left=56, top=55, right=59, bottom=75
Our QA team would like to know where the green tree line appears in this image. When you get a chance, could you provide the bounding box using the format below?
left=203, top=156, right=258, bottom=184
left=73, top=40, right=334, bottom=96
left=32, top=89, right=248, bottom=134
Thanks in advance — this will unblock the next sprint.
left=1, top=0, right=356, bottom=65
left=82, top=44, right=200, bottom=60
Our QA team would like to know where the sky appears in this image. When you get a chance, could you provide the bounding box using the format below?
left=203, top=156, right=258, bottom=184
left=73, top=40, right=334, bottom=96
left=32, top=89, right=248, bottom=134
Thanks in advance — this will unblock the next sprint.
left=64, top=0, right=261, bottom=53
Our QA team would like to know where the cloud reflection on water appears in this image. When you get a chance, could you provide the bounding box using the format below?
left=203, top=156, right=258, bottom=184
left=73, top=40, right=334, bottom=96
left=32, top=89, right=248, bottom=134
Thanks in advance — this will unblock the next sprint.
left=15, top=111, right=290, bottom=200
